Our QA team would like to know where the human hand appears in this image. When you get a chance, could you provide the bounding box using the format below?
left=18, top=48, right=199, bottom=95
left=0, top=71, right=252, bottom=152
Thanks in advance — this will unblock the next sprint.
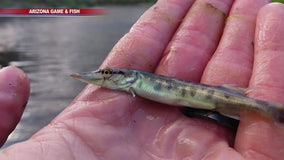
left=1, top=0, right=284, bottom=159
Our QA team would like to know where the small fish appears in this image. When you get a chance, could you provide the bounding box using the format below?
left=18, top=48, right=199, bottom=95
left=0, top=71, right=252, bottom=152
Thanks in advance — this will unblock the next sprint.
left=70, top=67, right=284, bottom=123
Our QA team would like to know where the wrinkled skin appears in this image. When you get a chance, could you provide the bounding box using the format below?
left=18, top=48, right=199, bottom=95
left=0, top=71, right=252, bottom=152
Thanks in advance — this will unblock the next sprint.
left=1, top=0, right=284, bottom=159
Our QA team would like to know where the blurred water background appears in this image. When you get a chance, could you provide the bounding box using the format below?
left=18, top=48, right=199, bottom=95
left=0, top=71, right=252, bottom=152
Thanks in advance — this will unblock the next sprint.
left=0, top=3, right=152, bottom=148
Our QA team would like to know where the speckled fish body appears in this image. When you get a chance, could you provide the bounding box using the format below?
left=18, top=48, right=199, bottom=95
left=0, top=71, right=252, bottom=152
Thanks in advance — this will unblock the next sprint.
left=71, top=67, right=284, bottom=122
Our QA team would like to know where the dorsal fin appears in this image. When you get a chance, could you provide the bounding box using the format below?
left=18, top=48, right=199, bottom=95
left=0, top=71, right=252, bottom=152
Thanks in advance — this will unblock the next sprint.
left=219, top=84, right=251, bottom=96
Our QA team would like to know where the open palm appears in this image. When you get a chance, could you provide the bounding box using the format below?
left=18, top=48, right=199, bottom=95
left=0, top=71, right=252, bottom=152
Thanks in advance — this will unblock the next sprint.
left=1, top=0, right=284, bottom=159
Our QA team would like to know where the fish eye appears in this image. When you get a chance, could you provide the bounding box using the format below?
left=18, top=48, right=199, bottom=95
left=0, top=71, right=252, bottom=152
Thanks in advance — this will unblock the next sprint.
left=101, top=68, right=113, bottom=78
left=101, top=68, right=112, bottom=74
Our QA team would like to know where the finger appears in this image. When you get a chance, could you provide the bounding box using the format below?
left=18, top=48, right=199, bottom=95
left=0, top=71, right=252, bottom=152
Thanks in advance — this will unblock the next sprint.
left=76, top=0, right=195, bottom=100
left=153, top=0, right=235, bottom=153
left=248, top=3, right=284, bottom=103
left=102, top=0, right=195, bottom=71
left=0, top=66, right=30, bottom=146
left=156, top=0, right=233, bottom=82
left=201, top=0, right=269, bottom=86
left=235, top=3, right=284, bottom=160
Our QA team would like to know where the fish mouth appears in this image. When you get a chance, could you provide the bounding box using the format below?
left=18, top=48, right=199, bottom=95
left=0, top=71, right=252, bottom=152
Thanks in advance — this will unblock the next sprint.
left=70, top=73, right=81, bottom=79
left=70, top=72, right=103, bottom=83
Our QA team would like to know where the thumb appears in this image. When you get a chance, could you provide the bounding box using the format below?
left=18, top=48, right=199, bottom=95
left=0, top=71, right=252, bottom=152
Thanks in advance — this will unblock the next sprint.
left=0, top=66, right=30, bottom=146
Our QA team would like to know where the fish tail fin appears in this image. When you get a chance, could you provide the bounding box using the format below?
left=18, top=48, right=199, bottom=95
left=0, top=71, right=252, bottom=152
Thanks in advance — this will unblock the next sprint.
left=254, top=100, right=284, bottom=123
left=266, top=102, right=284, bottom=123
left=275, top=104, right=284, bottom=123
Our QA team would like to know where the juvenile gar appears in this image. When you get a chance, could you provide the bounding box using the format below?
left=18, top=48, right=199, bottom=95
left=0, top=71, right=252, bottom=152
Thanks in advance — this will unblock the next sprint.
left=70, top=67, right=284, bottom=123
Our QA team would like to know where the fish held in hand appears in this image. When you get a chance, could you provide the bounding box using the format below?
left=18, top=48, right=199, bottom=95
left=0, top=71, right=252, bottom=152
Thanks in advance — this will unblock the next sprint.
left=70, top=67, right=284, bottom=123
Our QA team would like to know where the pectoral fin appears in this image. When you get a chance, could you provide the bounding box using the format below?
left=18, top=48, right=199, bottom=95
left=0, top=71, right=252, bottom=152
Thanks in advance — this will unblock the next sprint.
left=129, top=87, right=136, bottom=97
